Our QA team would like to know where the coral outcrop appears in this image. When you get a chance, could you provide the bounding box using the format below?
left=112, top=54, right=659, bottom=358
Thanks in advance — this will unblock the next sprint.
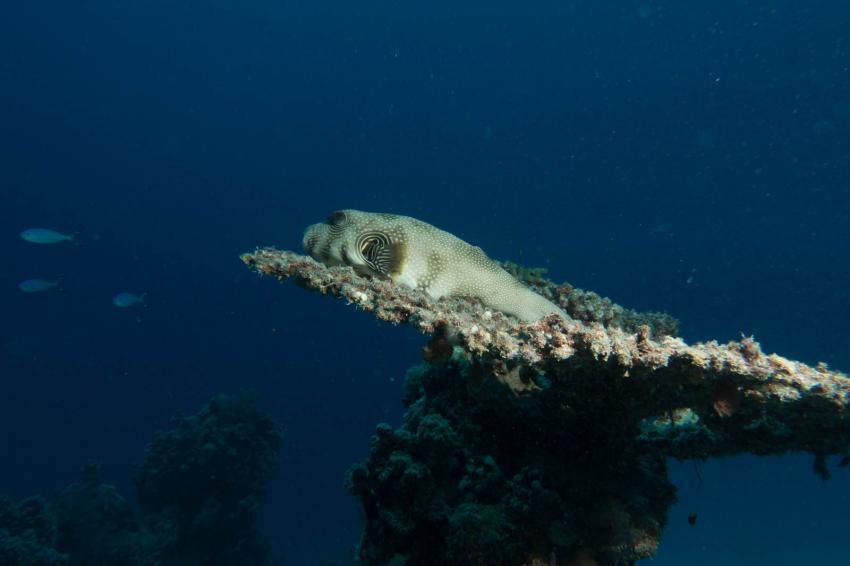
left=1, top=395, right=282, bottom=566
left=54, top=461, right=143, bottom=565
left=242, top=247, right=850, bottom=565
left=136, top=394, right=282, bottom=565
left=0, top=495, right=67, bottom=565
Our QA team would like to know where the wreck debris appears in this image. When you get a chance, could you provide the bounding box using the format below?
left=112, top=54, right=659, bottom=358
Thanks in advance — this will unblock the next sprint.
left=242, top=247, right=850, bottom=565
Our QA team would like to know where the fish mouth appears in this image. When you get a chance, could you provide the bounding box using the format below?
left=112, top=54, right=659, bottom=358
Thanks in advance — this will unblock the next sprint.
left=302, top=222, right=345, bottom=266
left=302, top=223, right=324, bottom=256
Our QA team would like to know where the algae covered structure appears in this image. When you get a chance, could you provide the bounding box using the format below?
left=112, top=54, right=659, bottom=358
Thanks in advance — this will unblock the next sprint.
left=242, top=246, right=850, bottom=566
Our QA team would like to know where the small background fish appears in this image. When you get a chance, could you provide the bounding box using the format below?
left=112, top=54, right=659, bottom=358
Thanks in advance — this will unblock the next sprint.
left=112, top=292, right=146, bottom=308
left=20, top=228, right=77, bottom=245
left=18, top=278, right=62, bottom=293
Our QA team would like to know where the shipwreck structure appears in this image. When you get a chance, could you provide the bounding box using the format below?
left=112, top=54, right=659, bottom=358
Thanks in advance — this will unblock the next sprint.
left=242, top=247, right=850, bottom=566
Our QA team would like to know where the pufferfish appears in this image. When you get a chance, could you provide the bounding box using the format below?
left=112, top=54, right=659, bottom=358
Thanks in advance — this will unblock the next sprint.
left=302, top=209, right=568, bottom=322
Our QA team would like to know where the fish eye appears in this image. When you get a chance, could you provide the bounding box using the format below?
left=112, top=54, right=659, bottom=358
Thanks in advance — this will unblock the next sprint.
left=328, top=211, right=349, bottom=226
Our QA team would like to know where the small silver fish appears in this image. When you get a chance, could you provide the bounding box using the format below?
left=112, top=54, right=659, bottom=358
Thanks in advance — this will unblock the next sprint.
left=112, top=292, right=146, bottom=308
left=18, top=278, right=62, bottom=293
left=20, top=228, right=77, bottom=244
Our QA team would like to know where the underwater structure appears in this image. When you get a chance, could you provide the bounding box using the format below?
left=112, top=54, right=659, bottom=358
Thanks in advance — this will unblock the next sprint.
left=243, top=246, right=850, bottom=566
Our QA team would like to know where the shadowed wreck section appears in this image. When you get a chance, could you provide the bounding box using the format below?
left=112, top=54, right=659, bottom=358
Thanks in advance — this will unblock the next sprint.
left=242, top=247, right=850, bottom=566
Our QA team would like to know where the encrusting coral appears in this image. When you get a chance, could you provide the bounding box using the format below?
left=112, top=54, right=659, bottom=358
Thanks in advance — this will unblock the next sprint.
left=242, top=247, right=850, bottom=566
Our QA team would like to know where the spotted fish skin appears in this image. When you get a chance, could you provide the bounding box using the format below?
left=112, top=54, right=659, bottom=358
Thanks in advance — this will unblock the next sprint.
left=302, top=209, right=567, bottom=322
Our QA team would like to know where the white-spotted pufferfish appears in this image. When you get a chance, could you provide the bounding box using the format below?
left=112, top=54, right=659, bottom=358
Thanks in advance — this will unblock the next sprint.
left=302, top=210, right=568, bottom=322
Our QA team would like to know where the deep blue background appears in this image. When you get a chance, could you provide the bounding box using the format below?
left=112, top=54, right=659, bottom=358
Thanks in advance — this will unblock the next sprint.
left=1, top=1, right=848, bottom=564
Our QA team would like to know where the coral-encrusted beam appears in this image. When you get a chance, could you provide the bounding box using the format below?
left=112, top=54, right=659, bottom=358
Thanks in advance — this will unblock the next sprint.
left=241, top=248, right=850, bottom=458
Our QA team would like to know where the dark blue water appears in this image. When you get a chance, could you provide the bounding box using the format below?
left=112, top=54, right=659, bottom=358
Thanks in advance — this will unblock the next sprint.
left=1, top=1, right=848, bottom=564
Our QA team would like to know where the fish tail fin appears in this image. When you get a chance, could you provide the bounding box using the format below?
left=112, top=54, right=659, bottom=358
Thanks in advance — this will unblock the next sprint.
left=55, top=275, right=66, bottom=293
left=71, top=230, right=83, bottom=247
